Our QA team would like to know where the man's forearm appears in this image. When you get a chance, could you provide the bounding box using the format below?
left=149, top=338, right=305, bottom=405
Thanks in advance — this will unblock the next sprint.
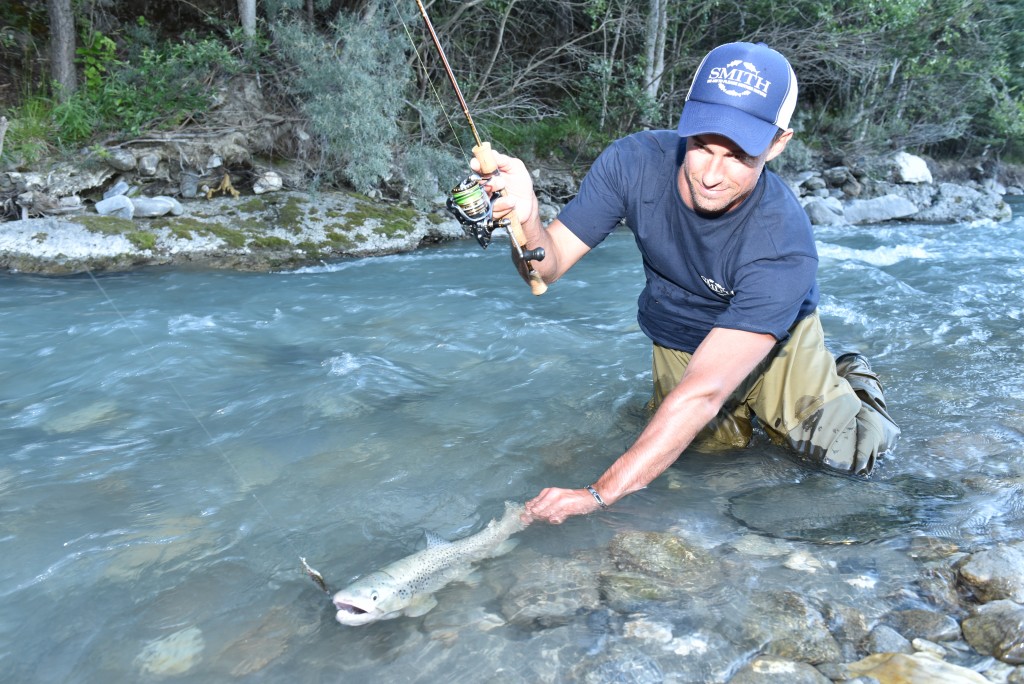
left=592, top=391, right=720, bottom=505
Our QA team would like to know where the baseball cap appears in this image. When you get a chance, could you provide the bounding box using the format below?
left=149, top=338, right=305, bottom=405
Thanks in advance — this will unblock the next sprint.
left=678, top=42, right=798, bottom=157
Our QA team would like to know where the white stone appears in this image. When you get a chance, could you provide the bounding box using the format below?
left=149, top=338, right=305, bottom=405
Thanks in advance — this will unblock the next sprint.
left=253, top=171, right=283, bottom=195
left=892, top=151, right=933, bottom=184
left=132, top=196, right=183, bottom=218
left=95, top=194, right=135, bottom=219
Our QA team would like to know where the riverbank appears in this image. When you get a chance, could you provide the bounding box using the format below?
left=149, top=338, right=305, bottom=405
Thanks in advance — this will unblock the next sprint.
left=0, top=148, right=1019, bottom=275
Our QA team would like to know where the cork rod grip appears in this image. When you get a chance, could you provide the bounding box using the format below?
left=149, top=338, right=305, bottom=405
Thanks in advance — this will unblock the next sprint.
left=472, top=143, right=547, bottom=296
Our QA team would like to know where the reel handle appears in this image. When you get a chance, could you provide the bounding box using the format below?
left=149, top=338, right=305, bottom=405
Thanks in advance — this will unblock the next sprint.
left=473, top=143, right=547, bottom=296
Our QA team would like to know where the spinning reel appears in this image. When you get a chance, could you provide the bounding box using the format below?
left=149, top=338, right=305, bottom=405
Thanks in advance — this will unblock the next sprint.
left=446, top=176, right=546, bottom=263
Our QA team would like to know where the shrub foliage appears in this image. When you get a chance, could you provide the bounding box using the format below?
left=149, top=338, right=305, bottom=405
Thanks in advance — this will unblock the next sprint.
left=2, top=0, right=1023, bottom=190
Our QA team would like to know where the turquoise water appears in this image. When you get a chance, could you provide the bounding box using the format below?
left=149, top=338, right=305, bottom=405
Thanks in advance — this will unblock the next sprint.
left=2, top=202, right=1023, bottom=681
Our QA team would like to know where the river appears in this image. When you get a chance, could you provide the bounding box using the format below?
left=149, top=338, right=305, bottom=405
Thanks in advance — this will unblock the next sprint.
left=2, top=198, right=1023, bottom=681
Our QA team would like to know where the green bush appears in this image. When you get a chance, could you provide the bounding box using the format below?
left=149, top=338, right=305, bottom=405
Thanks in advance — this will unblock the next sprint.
left=2, top=28, right=242, bottom=163
left=489, top=115, right=611, bottom=166
left=272, top=10, right=409, bottom=194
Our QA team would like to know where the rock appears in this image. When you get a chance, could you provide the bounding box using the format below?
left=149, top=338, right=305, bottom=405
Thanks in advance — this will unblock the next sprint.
left=135, top=626, right=205, bottom=676
left=103, top=180, right=130, bottom=199
left=14, top=191, right=82, bottom=217
left=738, top=591, right=842, bottom=664
left=882, top=608, right=962, bottom=642
left=839, top=651, right=989, bottom=683
left=728, top=656, right=831, bottom=683
left=4, top=164, right=114, bottom=198
left=912, top=182, right=1013, bottom=223
left=131, top=196, right=183, bottom=218
left=892, top=151, right=934, bottom=184
left=138, top=153, right=160, bottom=177
left=801, top=175, right=827, bottom=193
left=892, top=151, right=933, bottom=184
left=843, top=194, right=919, bottom=224
left=822, top=166, right=852, bottom=187
left=803, top=198, right=845, bottom=225
left=572, top=646, right=664, bottom=684
left=956, top=542, right=1024, bottom=603
left=500, top=550, right=600, bottom=627
left=253, top=170, right=283, bottom=195
left=865, top=624, right=915, bottom=655
left=961, top=600, right=1024, bottom=664
left=95, top=194, right=135, bottom=219
left=842, top=176, right=863, bottom=198
left=180, top=171, right=201, bottom=199
left=103, top=147, right=137, bottom=172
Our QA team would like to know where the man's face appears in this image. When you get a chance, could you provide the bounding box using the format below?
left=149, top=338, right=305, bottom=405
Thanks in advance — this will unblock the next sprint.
left=678, top=133, right=790, bottom=217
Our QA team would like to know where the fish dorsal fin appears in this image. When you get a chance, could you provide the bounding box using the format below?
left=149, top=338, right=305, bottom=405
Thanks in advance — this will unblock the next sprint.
left=424, top=531, right=452, bottom=549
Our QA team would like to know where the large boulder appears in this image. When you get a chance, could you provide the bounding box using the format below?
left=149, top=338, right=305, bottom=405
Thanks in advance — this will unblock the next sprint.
left=842, top=194, right=919, bottom=224
left=891, top=151, right=934, bottom=184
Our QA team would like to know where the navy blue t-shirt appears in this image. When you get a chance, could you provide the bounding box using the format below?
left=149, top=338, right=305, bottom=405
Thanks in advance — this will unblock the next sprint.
left=558, top=130, right=819, bottom=353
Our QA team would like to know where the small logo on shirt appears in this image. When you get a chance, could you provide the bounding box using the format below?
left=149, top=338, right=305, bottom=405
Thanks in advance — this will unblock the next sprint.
left=701, top=275, right=734, bottom=299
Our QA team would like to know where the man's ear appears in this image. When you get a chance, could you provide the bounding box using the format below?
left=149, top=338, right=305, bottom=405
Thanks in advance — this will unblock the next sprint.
left=764, top=130, right=794, bottom=163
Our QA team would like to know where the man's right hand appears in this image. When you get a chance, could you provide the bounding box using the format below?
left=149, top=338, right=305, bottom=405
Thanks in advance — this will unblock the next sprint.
left=525, top=486, right=603, bottom=525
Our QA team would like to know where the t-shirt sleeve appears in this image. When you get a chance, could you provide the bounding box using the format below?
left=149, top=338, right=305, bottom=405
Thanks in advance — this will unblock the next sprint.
left=556, top=142, right=631, bottom=249
left=715, top=253, right=819, bottom=341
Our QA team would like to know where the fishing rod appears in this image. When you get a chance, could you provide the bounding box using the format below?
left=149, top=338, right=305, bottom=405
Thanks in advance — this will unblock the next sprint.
left=412, top=0, right=547, bottom=296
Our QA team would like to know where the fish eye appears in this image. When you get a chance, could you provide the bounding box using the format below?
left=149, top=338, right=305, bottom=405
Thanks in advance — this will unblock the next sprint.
left=371, top=592, right=378, bottom=602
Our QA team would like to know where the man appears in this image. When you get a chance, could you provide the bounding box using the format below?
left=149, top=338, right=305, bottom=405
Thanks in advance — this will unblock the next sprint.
left=480, top=42, right=900, bottom=525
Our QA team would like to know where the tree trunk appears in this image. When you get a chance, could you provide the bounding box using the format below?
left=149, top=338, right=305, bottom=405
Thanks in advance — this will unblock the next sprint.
left=643, top=0, right=667, bottom=106
left=48, top=0, right=77, bottom=101
left=238, top=0, right=257, bottom=38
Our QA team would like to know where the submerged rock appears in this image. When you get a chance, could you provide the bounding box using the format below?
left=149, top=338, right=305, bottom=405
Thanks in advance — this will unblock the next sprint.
left=728, top=477, right=919, bottom=544
left=500, top=549, right=600, bottom=627
left=135, top=626, right=205, bottom=677
left=736, top=590, right=842, bottom=664
left=600, top=530, right=721, bottom=610
left=881, top=608, right=962, bottom=642
left=956, top=542, right=1024, bottom=603
left=839, top=650, right=990, bottom=683
left=728, top=656, right=831, bottom=683
left=962, top=600, right=1024, bottom=664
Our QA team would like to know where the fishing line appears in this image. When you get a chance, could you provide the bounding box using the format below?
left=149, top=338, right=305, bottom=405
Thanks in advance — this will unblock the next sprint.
left=82, top=266, right=313, bottom=568
left=389, top=0, right=472, bottom=160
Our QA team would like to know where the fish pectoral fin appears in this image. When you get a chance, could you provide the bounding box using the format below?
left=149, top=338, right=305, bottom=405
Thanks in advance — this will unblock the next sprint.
left=461, top=569, right=483, bottom=587
left=423, top=531, right=452, bottom=549
left=492, top=539, right=519, bottom=557
left=403, top=594, right=438, bottom=618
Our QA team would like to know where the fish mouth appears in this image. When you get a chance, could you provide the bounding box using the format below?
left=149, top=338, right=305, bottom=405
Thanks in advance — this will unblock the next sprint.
left=333, top=596, right=377, bottom=626
left=333, top=600, right=368, bottom=616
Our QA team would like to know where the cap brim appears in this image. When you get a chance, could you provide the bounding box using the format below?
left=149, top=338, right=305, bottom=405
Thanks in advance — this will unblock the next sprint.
left=678, top=100, right=779, bottom=157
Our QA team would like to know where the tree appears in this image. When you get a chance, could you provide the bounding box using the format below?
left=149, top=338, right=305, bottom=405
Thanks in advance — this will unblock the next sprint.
left=643, top=0, right=667, bottom=108
left=47, top=0, right=76, bottom=100
left=239, top=0, right=257, bottom=38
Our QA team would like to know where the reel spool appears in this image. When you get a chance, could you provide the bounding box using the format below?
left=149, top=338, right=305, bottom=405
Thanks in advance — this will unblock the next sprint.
left=446, top=175, right=545, bottom=263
